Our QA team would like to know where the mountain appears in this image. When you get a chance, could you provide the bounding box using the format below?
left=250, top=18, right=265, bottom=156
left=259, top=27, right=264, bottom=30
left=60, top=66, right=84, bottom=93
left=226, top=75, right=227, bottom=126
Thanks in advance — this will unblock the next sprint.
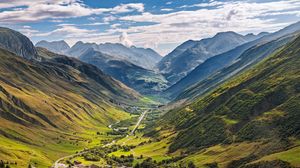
left=0, top=27, right=38, bottom=60
left=148, top=34, right=300, bottom=168
left=165, top=21, right=300, bottom=100
left=35, top=40, right=70, bottom=54
left=157, top=31, right=264, bottom=84
left=79, top=48, right=169, bottom=95
left=176, top=32, right=299, bottom=101
left=57, top=41, right=93, bottom=57
left=61, top=41, right=162, bottom=70
left=0, top=28, right=141, bottom=167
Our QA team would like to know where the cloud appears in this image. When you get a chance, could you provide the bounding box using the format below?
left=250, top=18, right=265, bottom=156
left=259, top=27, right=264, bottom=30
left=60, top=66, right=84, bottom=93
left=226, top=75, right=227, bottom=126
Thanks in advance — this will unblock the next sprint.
left=226, top=9, right=238, bottom=21
left=118, top=0, right=300, bottom=47
left=119, top=32, right=133, bottom=47
left=0, top=1, right=144, bottom=23
left=111, top=3, right=144, bottom=14
left=103, top=15, right=117, bottom=23
left=179, top=1, right=225, bottom=9
left=161, top=8, right=173, bottom=12
left=111, top=23, right=121, bottom=29
left=84, top=22, right=108, bottom=26
left=10, top=0, right=300, bottom=55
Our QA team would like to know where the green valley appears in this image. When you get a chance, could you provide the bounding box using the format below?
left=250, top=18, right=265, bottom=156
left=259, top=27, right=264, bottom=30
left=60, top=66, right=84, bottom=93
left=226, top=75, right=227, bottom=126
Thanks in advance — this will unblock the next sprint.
left=0, top=3, right=300, bottom=168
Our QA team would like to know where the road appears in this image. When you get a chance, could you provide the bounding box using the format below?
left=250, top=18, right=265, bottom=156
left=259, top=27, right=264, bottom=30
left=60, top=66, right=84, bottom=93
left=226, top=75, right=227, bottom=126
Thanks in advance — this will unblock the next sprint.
left=53, top=109, right=150, bottom=167
left=130, top=109, right=149, bottom=135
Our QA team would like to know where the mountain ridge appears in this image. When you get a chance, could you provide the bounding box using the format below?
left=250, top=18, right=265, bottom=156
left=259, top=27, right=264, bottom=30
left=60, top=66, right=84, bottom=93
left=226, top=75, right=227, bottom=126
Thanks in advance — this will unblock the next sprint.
left=157, top=31, right=265, bottom=84
left=164, top=21, right=300, bottom=100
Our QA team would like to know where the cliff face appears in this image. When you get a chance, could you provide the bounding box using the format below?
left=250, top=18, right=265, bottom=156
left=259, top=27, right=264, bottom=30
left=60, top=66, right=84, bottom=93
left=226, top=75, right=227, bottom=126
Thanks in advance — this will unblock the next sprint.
left=0, top=27, right=38, bottom=60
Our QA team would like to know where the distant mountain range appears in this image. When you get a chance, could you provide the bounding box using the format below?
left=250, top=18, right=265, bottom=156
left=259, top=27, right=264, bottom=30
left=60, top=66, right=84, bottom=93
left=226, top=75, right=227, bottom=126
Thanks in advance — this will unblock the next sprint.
left=156, top=31, right=268, bottom=84
left=36, top=40, right=162, bottom=70
left=79, top=48, right=169, bottom=94
left=36, top=40, right=70, bottom=54
left=164, top=21, right=300, bottom=100
left=36, top=40, right=168, bottom=95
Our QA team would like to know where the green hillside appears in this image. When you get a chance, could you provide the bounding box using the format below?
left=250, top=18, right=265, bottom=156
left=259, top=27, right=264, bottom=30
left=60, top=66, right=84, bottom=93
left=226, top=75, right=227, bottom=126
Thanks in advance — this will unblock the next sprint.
left=0, top=47, right=141, bottom=167
left=145, top=35, right=300, bottom=167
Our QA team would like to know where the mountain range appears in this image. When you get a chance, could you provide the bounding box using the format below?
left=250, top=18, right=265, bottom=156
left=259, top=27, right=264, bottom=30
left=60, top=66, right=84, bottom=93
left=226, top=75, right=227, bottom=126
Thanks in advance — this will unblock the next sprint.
left=79, top=48, right=169, bottom=94
left=36, top=40, right=168, bottom=95
left=36, top=40, right=162, bottom=70
left=1, top=20, right=300, bottom=168
left=157, top=31, right=268, bottom=84
left=36, top=40, right=70, bottom=55
left=164, top=21, right=300, bottom=100
left=146, top=30, right=300, bottom=168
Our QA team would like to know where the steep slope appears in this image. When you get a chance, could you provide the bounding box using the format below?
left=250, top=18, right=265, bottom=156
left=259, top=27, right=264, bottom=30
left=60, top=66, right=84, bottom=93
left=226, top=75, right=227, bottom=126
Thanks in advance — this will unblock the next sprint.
left=79, top=49, right=169, bottom=95
left=0, top=28, right=142, bottom=167
left=35, top=40, right=70, bottom=54
left=157, top=32, right=262, bottom=84
left=165, top=21, right=300, bottom=99
left=66, top=41, right=162, bottom=70
left=0, top=27, right=38, bottom=60
left=153, top=34, right=300, bottom=167
left=176, top=32, right=300, bottom=101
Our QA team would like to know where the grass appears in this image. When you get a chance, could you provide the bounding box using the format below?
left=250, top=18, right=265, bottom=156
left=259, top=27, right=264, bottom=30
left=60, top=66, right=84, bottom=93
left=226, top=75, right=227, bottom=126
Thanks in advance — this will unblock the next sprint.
left=253, top=146, right=300, bottom=167
left=109, top=130, right=177, bottom=163
left=70, top=156, right=107, bottom=166
left=181, top=142, right=263, bottom=168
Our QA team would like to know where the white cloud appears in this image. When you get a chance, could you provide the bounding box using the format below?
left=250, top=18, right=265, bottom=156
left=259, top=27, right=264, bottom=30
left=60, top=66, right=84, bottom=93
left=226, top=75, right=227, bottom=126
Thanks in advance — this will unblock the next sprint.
left=84, top=22, right=108, bottom=26
left=161, top=8, right=173, bottom=12
left=10, top=0, right=300, bottom=55
left=103, top=15, right=117, bottom=23
left=111, top=23, right=121, bottom=29
left=0, top=1, right=144, bottom=23
left=119, top=32, right=133, bottom=47
left=111, top=3, right=144, bottom=14
left=116, top=0, right=300, bottom=54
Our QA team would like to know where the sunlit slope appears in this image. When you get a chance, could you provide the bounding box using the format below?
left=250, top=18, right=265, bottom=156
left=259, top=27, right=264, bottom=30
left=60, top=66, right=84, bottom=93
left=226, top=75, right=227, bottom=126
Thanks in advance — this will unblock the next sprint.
left=152, top=35, right=300, bottom=167
left=0, top=48, right=140, bottom=167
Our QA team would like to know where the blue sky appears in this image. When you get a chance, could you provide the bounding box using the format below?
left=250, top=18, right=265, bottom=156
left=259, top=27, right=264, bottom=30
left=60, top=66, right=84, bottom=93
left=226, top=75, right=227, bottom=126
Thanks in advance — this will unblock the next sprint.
left=1, top=0, right=300, bottom=55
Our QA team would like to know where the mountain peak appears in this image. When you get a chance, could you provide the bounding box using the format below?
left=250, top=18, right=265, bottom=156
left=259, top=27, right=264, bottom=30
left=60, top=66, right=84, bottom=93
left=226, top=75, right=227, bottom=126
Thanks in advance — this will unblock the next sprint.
left=0, top=27, right=38, bottom=60
left=36, top=40, right=70, bottom=55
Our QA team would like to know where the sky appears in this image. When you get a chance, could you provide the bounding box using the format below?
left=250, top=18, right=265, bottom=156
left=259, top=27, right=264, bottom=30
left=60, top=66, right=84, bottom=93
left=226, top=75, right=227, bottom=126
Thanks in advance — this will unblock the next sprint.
left=0, top=0, right=300, bottom=55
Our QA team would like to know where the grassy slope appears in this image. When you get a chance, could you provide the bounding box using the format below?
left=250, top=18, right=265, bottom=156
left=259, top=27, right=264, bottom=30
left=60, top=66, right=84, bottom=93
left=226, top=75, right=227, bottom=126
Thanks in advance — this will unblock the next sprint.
left=0, top=48, right=140, bottom=167
left=144, top=35, right=300, bottom=167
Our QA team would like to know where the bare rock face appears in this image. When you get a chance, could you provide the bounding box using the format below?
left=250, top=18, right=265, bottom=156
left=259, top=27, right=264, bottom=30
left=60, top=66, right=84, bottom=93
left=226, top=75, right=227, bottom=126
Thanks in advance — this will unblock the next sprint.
left=0, top=27, right=38, bottom=60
